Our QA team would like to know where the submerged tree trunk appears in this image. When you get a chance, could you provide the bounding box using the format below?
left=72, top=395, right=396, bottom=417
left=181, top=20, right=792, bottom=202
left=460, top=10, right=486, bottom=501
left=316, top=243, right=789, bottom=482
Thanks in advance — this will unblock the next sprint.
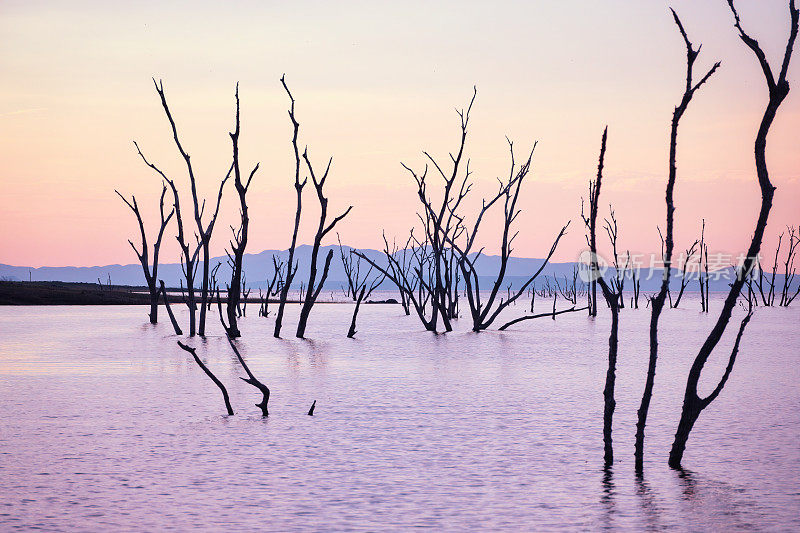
left=159, top=280, right=182, bottom=335
left=198, top=245, right=211, bottom=336
left=497, top=305, right=587, bottom=330
left=217, top=295, right=270, bottom=416
left=669, top=0, right=797, bottom=469
left=148, top=290, right=159, bottom=324
left=669, top=312, right=752, bottom=466
left=598, top=278, right=619, bottom=468
left=347, top=288, right=365, bottom=338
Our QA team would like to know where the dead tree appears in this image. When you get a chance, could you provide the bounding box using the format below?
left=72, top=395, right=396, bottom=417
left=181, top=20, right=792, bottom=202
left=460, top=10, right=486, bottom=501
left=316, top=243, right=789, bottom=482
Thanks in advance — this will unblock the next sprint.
left=636, top=9, right=720, bottom=474
left=500, top=274, right=588, bottom=329
left=356, top=90, right=574, bottom=332
left=384, top=236, right=415, bottom=315
left=354, top=88, right=477, bottom=333
left=208, top=262, right=221, bottom=311
left=359, top=132, right=571, bottom=332
left=135, top=143, right=199, bottom=335
left=498, top=305, right=584, bottom=329
left=658, top=227, right=671, bottom=307
left=274, top=75, right=306, bottom=338
left=115, top=183, right=174, bottom=324
left=555, top=266, right=580, bottom=305
left=295, top=149, right=353, bottom=338
left=394, top=244, right=415, bottom=315
left=225, top=83, right=260, bottom=338
left=261, top=255, right=285, bottom=318
left=397, top=89, right=479, bottom=333
left=581, top=127, right=607, bottom=317
left=445, top=139, right=572, bottom=332
left=603, top=207, right=627, bottom=309
left=536, top=277, right=556, bottom=298
left=177, top=341, right=234, bottom=416
left=135, top=79, right=231, bottom=336
left=631, top=265, right=641, bottom=309
left=156, top=79, right=229, bottom=336
left=669, top=0, right=797, bottom=469
left=178, top=279, right=187, bottom=307
left=672, top=240, right=700, bottom=308
left=355, top=232, right=431, bottom=326
left=698, top=220, right=709, bottom=312
left=756, top=232, right=781, bottom=305
left=362, top=90, right=570, bottom=332
left=361, top=89, right=486, bottom=332
left=779, top=226, right=799, bottom=306
left=578, top=128, right=621, bottom=467
left=240, top=273, right=251, bottom=317
left=226, top=335, right=268, bottom=415
left=339, top=236, right=385, bottom=338
left=742, top=266, right=758, bottom=309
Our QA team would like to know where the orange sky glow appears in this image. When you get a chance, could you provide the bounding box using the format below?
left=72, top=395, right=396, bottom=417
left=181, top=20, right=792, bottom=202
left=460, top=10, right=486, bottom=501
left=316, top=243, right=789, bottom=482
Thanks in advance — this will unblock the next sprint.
left=1, top=0, right=798, bottom=268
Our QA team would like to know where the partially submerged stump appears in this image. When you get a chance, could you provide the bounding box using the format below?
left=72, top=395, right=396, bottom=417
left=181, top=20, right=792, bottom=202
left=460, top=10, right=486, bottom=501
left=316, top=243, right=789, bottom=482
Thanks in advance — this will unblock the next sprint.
left=176, top=341, right=234, bottom=416
left=218, top=292, right=271, bottom=416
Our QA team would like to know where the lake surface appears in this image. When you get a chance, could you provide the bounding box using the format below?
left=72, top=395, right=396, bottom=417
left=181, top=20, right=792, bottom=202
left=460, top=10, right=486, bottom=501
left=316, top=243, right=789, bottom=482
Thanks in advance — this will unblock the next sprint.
left=1, top=297, right=798, bottom=531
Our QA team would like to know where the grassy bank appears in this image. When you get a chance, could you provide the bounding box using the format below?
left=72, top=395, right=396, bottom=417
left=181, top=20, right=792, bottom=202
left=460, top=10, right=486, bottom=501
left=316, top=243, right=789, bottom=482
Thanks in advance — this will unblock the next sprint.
left=0, top=281, right=154, bottom=305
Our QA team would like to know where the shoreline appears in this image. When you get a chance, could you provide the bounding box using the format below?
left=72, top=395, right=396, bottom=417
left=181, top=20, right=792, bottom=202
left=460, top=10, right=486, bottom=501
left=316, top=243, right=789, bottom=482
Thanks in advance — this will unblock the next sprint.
left=0, top=281, right=398, bottom=306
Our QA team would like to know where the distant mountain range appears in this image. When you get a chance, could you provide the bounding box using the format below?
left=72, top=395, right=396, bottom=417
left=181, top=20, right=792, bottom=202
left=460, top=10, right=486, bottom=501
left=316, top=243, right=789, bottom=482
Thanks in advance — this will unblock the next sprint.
left=0, top=244, right=790, bottom=294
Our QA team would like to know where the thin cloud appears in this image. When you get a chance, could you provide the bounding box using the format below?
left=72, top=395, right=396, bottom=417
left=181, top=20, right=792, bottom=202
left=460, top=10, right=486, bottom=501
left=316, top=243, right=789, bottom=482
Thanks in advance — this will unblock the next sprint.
left=0, top=108, right=47, bottom=117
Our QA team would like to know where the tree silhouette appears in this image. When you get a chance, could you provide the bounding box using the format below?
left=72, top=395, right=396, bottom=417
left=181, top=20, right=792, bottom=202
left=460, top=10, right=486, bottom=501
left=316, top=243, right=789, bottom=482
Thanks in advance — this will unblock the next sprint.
left=669, top=0, right=798, bottom=469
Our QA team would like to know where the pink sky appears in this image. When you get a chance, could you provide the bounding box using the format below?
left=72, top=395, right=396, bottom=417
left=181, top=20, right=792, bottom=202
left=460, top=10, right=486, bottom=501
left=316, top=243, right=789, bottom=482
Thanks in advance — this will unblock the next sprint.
left=1, top=0, right=798, bottom=267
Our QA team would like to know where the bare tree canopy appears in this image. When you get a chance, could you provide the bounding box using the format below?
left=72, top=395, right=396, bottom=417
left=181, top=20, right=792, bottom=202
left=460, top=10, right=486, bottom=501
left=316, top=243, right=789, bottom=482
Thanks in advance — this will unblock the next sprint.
left=356, top=89, right=572, bottom=333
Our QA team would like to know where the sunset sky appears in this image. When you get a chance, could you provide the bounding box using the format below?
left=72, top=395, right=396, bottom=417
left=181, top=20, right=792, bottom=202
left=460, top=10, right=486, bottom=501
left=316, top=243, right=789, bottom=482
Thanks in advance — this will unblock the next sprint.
left=1, top=0, right=798, bottom=268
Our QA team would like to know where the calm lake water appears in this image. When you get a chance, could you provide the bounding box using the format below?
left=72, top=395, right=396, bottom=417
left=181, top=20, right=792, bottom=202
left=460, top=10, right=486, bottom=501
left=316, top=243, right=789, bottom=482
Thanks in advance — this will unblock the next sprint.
left=1, top=296, right=798, bottom=531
